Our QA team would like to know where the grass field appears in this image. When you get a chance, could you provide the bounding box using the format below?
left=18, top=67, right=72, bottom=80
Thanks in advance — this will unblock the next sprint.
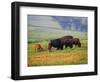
left=28, top=38, right=88, bottom=66
left=28, top=26, right=88, bottom=66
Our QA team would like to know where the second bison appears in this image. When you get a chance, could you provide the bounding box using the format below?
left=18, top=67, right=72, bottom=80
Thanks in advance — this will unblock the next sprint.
left=60, top=35, right=74, bottom=48
left=63, top=39, right=74, bottom=48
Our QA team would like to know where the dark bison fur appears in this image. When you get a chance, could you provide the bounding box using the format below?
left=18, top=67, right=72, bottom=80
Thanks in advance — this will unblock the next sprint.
left=64, top=39, right=73, bottom=48
left=48, top=39, right=63, bottom=51
left=73, top=38, right=81, bottom=47
left=60, top=35, right=73, bottom=41
left=60, top=35, right=74, bottom=48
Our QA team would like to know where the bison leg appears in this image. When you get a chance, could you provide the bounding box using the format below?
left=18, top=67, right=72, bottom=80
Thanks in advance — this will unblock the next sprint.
left=70, top=44, right=73, bottom=48
left=65, top=45, right=68, bottom=48
left=60, top=46, right=63, bottom=50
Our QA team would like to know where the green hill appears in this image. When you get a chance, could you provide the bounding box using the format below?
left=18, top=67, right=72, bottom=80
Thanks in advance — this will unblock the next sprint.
left=28, top=26, right=87, bottom=43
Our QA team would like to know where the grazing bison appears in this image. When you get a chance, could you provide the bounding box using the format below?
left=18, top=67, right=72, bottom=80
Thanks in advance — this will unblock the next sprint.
left=34, top=43, right=43, bottom=52
left=60, top=35, right=74, bottom=48
left=73, top=38, right=81, bottom=47
left=64, top=39, right=74, bottom=48
left=48, top=39, right=63, bottom=51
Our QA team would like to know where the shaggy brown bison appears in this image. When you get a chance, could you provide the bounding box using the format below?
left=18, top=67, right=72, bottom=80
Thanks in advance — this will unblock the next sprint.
left=64, top=39, right=74, bottom=48
left=48, top=39, right=63, bottom=51
left=73, top=38, right=81, bottom=47
left=48, top=36, right=81, bottom=51
left=34, top=43, right=43, bottom=52
left=60, top=35, right=74, bottom=48
left=48, top=35, right=74, bottom=51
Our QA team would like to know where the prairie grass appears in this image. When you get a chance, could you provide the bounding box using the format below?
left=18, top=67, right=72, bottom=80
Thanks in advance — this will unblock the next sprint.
left=28, top=39, right=87, bottom=66
left=28, top=27, right=87, bottom=66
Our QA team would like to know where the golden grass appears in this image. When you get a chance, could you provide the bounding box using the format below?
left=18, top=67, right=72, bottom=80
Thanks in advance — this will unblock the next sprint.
left=28, top=51, right=87, bottom=66
left=28, top=39, right=88, bottom=66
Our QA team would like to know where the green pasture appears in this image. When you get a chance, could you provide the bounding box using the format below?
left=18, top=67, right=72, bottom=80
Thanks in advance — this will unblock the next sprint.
left=28, top=38, right=87, bottom=66
left=28, top=26, right=88, bottom=66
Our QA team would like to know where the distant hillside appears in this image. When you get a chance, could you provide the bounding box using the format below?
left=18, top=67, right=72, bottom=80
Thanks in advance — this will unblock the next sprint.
left=28, top=26, right=87, bottom=42
left=28, top=15, right=87, bottom=42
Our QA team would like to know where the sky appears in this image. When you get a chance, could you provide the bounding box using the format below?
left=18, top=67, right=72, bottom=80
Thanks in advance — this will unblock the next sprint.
left=28, top=15, right=88, bottom=32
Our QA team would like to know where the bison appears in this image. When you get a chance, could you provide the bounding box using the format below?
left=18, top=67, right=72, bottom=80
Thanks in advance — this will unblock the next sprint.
left=48, top=39, right=63, bottom=51
left=64, top=39, right=74, bottom=48
left=60, top=35, right=73, bottom=41
left=73, top=38, right=81, bottom=47
left=34, top=43, right=43, bottom=52
left=60, top=35, right=74, bottom=48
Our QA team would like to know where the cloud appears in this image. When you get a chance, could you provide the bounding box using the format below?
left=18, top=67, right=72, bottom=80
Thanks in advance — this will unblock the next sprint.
left=28, top=15, right=61, bottom=28
left=28, top=15, right=88, bottom=32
